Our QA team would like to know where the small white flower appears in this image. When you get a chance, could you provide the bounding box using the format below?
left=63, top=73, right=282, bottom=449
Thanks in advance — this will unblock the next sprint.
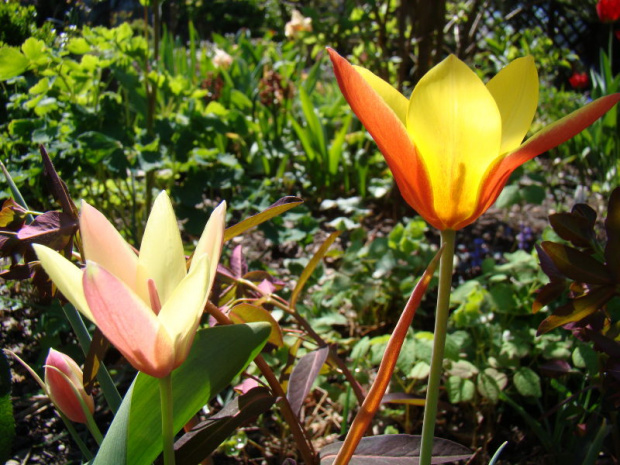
left=285, top=9, right=312, bottom=38
left=213, top=48, right=233, bottom=69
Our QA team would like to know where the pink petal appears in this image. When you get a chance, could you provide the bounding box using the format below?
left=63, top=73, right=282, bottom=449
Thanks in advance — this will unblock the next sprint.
left=80, top=201, right=139, bottom=292
left=83, top=261, right=175, bottom=378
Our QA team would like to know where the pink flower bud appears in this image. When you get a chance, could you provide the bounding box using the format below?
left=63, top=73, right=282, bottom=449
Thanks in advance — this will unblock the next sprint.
left=44, top=349, right=95, bottom=424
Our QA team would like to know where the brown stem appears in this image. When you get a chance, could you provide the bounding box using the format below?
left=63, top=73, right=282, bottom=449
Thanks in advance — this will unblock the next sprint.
left=205, top=301, right=316, bottom=464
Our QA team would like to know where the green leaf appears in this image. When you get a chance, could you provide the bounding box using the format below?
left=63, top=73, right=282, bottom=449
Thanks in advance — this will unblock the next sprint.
left=93, top=323, right=270, bottom=465
left=446, top=375, right=475, bottom=403
left=513, top=367, right=541, bottom=398
left=224, top=196, right=303, bottom=242
left=0, top=47, right=29, bottom=81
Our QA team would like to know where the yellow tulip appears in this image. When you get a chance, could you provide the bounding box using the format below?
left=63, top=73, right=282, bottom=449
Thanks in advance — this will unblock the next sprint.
left=34, top=192, right=225, bottom=378
left=328, top=49, right=620, bottom=230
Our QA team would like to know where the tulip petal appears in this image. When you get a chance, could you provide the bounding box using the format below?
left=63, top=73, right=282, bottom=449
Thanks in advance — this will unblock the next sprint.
left=486, top=56, right=539, bottom=154
left=352, top=65, right=409, bottom=125
left=33, top=244, right=93, bottom=321
left=192, top=201, right=226, bottom=284
left=408, top=54, right=502, bottom=228
left=136, top=191, right=186, bottom=305
left=477, top=92, right=620, bottom=219
left=83, top=261, right=175, bottom=378
left=80, top=201, right=138, bottom=292
left=158, top=254, right=211, bottom=369
left=327, top=48, right=438, bottom=227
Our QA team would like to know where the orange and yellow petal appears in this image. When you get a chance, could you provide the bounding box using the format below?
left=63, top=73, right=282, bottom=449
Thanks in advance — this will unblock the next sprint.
left=407, top=55, right=502, bottom=229
left=327, top=48, right=437, bottom=226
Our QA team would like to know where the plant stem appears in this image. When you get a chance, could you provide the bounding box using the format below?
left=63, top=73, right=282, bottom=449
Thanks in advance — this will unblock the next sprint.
left=62, top=305, right=122, bottom=413
left=159, top=374, right=176, bottom=465
left=419, top=229, right=456, bottom=465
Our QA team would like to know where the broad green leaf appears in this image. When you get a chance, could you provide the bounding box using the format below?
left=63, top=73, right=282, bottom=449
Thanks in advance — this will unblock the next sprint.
left=0, top=47, right=29, bottom=81
left=21, top=38, right=49, bottom=65
left=224, top=196, right=303, bottom=242
left=66, top=38, right=91, bottom=54
left=0, top=351, right=15, bottom=464
left=446, top=375, right=475, bottom=403
left=93, top=323, right=270, bottom=465
left=513, top=367, right=541, bottom=398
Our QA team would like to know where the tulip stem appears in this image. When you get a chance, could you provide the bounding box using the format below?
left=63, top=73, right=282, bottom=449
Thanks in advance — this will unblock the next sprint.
left=159, top=374, right=176, bottom=465
left=419, top=229, right=456, bottom=465
left=60, top=414, right=94, bottom=460
left=62, top=304, right=122, bottom=413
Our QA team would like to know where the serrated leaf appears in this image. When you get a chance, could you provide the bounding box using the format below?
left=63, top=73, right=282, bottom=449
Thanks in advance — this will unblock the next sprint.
left=319, top=434, right=472, bottom=464
left=513, top=367, right=541, bottom=398
left=224, top=196, right=303, bottom=242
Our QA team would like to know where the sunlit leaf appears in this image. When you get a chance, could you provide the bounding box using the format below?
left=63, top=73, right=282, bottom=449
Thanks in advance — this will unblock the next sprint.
left=93, top=323, right=270, bottom=465
left=229, top=303, right=283, bottom=347
left=17, top=211, right=77, bottom=250
left=224, top=196, right=303, bottom=242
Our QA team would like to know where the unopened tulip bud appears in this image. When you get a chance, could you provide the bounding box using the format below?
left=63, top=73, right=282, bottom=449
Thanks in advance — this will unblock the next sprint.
left=44, top=349, right=94, bottom=424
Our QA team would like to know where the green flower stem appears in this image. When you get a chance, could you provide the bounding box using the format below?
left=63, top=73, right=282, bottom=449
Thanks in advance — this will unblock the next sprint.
left=159, top=373, right=176, bottom=465
left=62, top=305, right=122, bottom=413
left=60, top=413, right=94, bottom=460
left=419, top=229, right=456, bottom=465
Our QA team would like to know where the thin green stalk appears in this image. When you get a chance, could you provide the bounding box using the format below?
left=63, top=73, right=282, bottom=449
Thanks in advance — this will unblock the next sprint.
left=60, top=414, right=94, bottom=460
left=159, top=373, right=176, bottom=465
left=419, top=229, right=456, bottom=465
left=62, top=305, right=122, bottom=413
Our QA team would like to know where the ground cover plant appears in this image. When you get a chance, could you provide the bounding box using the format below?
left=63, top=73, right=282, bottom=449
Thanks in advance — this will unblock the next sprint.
left=2, top=1, right=620, bottom=464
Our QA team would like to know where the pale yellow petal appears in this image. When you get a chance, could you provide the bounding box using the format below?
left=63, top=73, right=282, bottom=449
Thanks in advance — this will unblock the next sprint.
left=407, top=54, right=502, bottom=228
left=33, top=244, right=93, bottom=321
left=158, top=255, right=210, bottom=369
left=486, top=56, right=539, bottom=154
left=80, top=201, right=138, bottom=292
left=353, top=65, right=409, bottom=126
left=191, top=201, right=226, bottom=285
left=136, top=191, right=186, bottom=306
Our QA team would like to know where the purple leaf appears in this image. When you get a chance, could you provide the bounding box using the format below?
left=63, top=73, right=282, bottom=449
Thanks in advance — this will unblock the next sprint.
left=230, top=245, right=248, bottom=277
left=319, top=434, right=472, bottom=464
left=287, top=346, right=330, bottom=418
left=17, top=211, right=78, bottom=250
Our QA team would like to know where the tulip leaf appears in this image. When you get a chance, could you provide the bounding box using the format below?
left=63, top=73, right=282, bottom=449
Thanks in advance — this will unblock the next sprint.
left=92, top=323, right=270, bottom=465
left=319, top=434, right=472, bottom=464
left=541, top=242, right=612, bottom=284
left=170, top=387, right=275, bottom=465
left=223, top=196, right=303, bottom=242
